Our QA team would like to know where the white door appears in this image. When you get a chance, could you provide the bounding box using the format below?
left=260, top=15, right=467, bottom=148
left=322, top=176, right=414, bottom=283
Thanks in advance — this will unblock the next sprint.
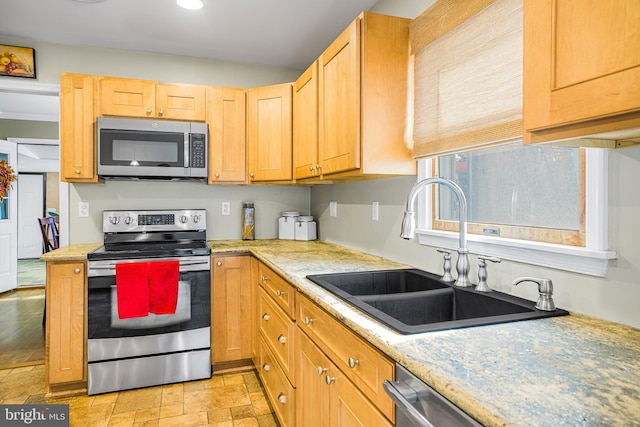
left=0, top=139, right=18, bottom=293
left=18, top=174, right=45, bottom=259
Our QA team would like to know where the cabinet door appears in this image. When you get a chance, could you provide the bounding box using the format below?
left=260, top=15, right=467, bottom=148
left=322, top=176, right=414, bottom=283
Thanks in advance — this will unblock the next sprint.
left=247, top=83, right=293, bottom=182
left=319, top=18, right=361, bottom=175
left=207, top=87, right=247, bottom=183
left=100, top=77, right=156, bottom=117
left=156, top=83, right=206, bottom=121
left=330, top=369, right=393, bottom=427
left=60, top=73, right=98, bottom=182
left=293, top=61, right=319, bottom=180
left=46, top=262, right=86, bottom=385
left=212, top=255, right=252, bottom=363
left=297, top=329, right=331, bottom=427
left=524, top=0, right=640, bottom=142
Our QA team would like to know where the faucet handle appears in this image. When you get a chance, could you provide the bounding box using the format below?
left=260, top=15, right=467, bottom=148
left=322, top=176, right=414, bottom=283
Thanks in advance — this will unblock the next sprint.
left=436, top=248, right=455, bottom=282
left=512, top=277, right=556, bottom=311
left=475, top=256, right=501, bottom=292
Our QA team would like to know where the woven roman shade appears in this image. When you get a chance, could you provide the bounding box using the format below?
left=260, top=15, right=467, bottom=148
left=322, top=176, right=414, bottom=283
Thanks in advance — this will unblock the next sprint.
left=410, top=0, right=523, bottom=158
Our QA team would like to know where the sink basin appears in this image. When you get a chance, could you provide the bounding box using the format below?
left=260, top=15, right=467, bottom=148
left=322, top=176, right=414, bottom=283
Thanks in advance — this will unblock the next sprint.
left=306, top=269, right=568, bottom=334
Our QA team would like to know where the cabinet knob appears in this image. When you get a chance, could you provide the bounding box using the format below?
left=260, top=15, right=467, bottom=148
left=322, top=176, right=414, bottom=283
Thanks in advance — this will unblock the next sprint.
left=325, top=375, right=336, bottom=385
left=262, top=313, right=270, bottom=321
left=249, top=173, right=254, bottom=179
left=309, top=166, right=315, bottom=172
left=277, top=334, right=287, bottom=344
left=262, top=363, right=270, bottom=372
left=277, top=393, right=287, bottom=404
left=316, top=164, right=322, bottom=171
left=304, top=316, right=314, bottom=325
left=348, top=357, right=359, bottom=369
left=158, top=109, right=164, bottom=116
left=261, top=275, right=269, bottom=282
left=217, top=261, right=222, bottom=267
left=276, top=289, right=286, bottom=297
left=215, top=173, right=220, bottom=178
left=146, top=108, right=153, bottom=115
left=74, top=268, right=81, bottom=274
left=75, top=169, right=81, bottom=174
left=317, top=366, right=327, bottom=376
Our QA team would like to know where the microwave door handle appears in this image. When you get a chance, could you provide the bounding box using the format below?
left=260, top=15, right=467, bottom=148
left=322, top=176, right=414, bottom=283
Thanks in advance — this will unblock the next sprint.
left=184, top=133, right=190, bottom=168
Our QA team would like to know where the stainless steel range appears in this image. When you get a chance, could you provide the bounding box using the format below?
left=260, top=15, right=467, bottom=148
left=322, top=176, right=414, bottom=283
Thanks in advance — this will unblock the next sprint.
left=87, top=209, right=211, bottom=395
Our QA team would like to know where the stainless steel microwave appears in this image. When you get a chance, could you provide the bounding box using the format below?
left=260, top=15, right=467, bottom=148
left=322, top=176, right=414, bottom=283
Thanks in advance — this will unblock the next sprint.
left=97, top=117, right=208, bottom=180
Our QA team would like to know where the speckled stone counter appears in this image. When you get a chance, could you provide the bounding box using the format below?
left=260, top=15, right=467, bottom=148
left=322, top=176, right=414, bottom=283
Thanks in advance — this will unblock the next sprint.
left=39, top=243, right=102, bottom=262
left=42, top=240, right=640, bottom=425
left=209, top=239, right=640, bottom=427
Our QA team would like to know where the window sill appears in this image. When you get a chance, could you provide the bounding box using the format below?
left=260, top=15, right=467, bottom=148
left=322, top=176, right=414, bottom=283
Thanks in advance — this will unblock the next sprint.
left=415, top=229, right=617, bottom=277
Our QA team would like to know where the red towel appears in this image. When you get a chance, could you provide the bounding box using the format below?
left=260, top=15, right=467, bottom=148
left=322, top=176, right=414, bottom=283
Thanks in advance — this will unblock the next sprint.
left=116, top=262, right=150, bottom=319
left=149, top=260, right=180, bottom=315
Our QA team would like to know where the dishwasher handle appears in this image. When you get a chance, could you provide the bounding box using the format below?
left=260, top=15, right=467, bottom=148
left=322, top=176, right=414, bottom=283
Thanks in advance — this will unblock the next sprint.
left=383, top=380, right=435, bottom=427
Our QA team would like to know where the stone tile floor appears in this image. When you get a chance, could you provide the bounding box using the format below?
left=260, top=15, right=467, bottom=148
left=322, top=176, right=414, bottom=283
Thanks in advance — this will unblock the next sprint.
left=0, top=364, right=280, bottom=427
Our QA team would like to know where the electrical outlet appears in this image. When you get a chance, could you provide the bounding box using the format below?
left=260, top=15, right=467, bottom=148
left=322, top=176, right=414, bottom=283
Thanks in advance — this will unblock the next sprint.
left=330, top=201, right=337, bottom=217
left=372, top=201, right=379, bottom=221
left=78, top=202, right=89, bottom=218
left=221, top=202, right=231, bottom=216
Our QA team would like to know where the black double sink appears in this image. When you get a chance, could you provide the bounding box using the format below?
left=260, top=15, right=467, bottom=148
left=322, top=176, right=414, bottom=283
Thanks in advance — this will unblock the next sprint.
left=306, top=269, right=569, bottom=334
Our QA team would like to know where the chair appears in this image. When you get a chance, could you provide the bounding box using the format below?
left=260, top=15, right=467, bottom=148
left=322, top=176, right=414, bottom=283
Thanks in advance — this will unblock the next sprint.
left=38, top=217, right=60, bottom=253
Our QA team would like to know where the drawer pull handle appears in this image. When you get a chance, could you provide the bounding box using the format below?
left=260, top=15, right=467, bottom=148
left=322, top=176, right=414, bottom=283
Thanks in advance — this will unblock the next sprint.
left=277, top=334, right=287, bottom=344
left=262, top=363, right=270, bottom=372
left=325, top=375, right=336, bottom=385
left=317, top=366, right=327, bottom=375
left=276, top=289, right=287, bottom=297
left=277, top=393, right=287, bottom=404
left=348, top=358, right=360, bottom=369
left=304, top=316, right=314, bottom=325
left=262, top=313, right=270, bottom=321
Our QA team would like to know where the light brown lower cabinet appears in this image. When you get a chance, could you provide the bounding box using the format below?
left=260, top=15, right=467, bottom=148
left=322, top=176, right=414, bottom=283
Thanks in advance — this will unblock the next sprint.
left=46, top=261, right=86, bottom=394
left=212, top=255, right=252, bottom=365
left=297, top=328, right=393, bottom=427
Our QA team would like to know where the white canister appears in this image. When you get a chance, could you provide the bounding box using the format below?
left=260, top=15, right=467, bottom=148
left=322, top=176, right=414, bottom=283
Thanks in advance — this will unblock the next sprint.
left=278, top=211, right=300, bottom=240
left=295, top=216, right=317, bottom=241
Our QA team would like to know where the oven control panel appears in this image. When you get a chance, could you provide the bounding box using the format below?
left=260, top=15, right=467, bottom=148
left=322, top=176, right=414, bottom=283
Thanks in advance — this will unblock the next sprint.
left=103, top=209, right=206, bottom=233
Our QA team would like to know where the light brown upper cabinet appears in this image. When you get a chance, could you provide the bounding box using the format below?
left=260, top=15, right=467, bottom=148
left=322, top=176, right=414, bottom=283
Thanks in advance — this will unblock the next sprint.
left=206, top=87, right=247, bottom=183
left=247, top=83, right=293, bottom=183
left=316, top=12, right=415, bottom=180
left=524, top=0, right=640, bottom=146
left=100, top=77, right=206, bottom=121
left=60, top=73, right=99, bottom=183
left=293, top=61, right=319, bottom=180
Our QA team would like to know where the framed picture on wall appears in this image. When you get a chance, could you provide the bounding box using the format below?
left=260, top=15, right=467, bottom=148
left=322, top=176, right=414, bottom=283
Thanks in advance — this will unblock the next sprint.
left=0, top=45, right=36, bottom=79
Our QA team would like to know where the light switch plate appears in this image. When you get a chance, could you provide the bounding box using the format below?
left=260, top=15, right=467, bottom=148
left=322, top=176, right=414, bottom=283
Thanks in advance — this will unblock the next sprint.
left=78, top=202, right=89, bottom=218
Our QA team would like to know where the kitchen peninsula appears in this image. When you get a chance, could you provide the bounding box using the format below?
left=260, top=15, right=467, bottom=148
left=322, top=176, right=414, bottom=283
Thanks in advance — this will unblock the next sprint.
left=42, top=240, right=640, bottom=427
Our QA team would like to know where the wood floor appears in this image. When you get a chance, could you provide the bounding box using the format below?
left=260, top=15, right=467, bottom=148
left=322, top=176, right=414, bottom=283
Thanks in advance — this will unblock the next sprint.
left=0, top=287, right=46, bottom=369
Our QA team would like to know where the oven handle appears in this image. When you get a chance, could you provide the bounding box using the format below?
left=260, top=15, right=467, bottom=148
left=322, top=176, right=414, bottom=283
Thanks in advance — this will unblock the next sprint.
left=90, top=259, right=209, bottom=269
left=383, top=380, right=435, bottom=427
left=88, top=258, right=210, bottom=277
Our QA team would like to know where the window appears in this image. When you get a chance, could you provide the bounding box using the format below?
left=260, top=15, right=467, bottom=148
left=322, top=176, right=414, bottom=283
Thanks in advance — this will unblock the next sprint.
left=416, top=144, right=616, bottom=276
left=435, top=143, right=584, bottom=246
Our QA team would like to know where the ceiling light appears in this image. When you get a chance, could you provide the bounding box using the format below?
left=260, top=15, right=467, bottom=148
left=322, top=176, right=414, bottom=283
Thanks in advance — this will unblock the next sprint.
left=177, top=0, right=203, bottom=10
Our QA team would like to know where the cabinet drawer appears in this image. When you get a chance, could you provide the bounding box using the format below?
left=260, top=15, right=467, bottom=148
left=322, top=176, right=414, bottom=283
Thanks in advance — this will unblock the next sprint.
left=298, top=293, right=394, bottom=420
left=258, top=335, right=296, bottom=427
left=258, top=288, right=296, bottom=383
left=258, top=262, right=295, bottom=319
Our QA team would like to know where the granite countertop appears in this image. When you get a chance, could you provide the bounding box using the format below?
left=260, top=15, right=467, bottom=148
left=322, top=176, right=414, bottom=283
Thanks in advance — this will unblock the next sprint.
left=44, top=240, right=640, bottom=426
left=210, top=240, right=640, bottom=427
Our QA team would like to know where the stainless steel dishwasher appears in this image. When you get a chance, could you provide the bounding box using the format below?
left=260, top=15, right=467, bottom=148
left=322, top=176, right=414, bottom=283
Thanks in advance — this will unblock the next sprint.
left=383, top=364, right=482, bottom=427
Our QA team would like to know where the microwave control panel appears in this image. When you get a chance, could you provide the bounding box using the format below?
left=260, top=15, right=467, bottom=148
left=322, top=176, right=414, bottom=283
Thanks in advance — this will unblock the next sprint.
left=190, top=134, right=207, bottom=168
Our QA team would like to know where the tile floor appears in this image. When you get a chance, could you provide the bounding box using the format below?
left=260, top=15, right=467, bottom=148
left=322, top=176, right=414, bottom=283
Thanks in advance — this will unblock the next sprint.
left=0, top=364, right=280, bottom=427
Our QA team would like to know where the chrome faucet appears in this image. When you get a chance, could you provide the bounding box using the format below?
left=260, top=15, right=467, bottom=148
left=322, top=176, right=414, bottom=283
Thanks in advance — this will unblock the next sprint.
left=400, top=177, right=471, bottom=287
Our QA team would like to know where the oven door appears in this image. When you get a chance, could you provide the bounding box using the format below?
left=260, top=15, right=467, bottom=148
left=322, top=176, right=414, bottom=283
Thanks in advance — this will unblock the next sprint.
left=87, top=255, right=210, bottom=362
